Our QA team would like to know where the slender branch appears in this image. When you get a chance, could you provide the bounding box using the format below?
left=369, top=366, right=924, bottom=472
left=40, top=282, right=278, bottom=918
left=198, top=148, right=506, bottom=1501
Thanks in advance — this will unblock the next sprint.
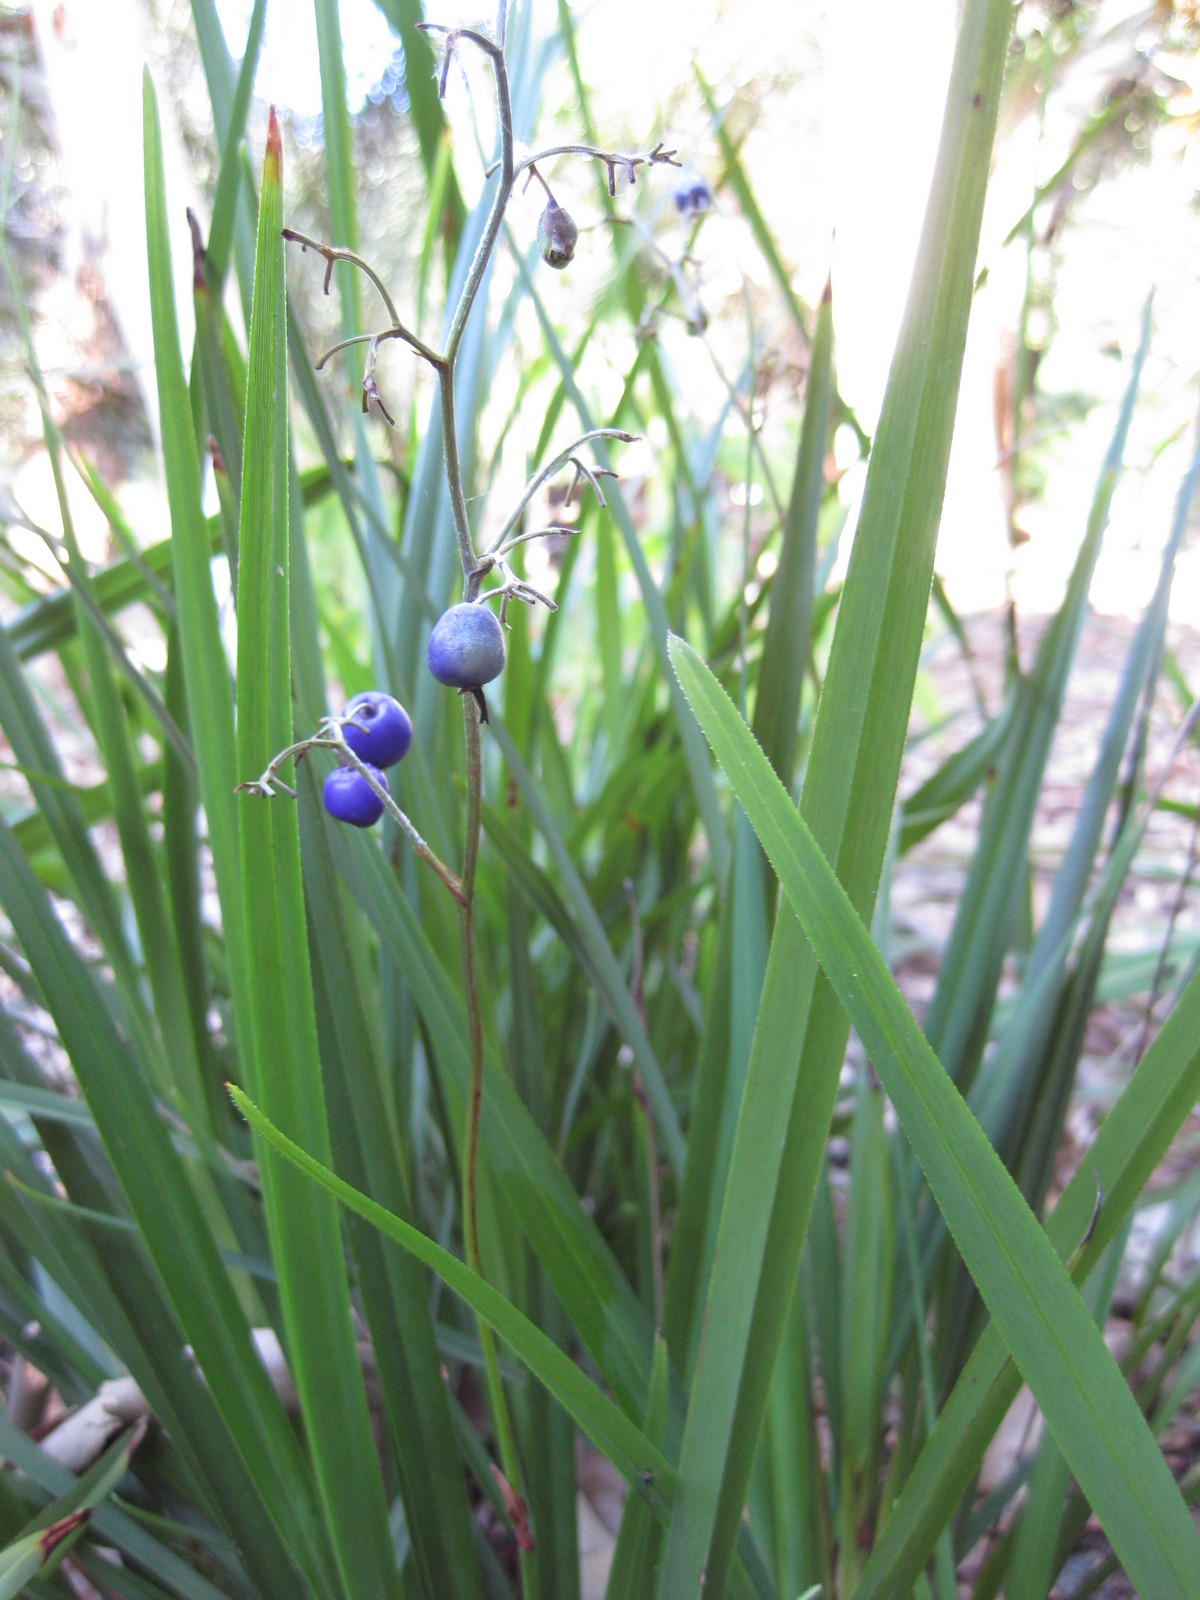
left=502, top=140, right=681, bottom=197
left=418, top=20, right=538, bottom=1578
left=487, top=427, right=636, bottom=553
left=278, top=22, right=670, bottom=1575
left=491, top=523, right=579, bottom=557
left=479, top=562, right=558, bottom=614
left=524, top=162, right=555, bottom=202
left=414, top=25, right=516, bottom=584
left=458, top=695, right=534, bottom=1569
left=420, top=26, right=514, bottom=375
left=440, top=375, right=481, bottom=586
left=566, top=455, right=618, bottom=509
left=282, top=229, right=404, bottom=328
left=236, top=726, right=465, bottom=904
left=315, top=322, right=443, bottom=373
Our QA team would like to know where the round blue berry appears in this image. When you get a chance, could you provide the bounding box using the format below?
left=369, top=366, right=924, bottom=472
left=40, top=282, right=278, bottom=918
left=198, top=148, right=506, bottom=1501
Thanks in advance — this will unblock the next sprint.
left=427, top=603, right=506, bottom=690
left=323, top=763, right=388, bottom=828
left=673, top=178, right=712, bottom=219
left=341, top=691, right=412, bottom=768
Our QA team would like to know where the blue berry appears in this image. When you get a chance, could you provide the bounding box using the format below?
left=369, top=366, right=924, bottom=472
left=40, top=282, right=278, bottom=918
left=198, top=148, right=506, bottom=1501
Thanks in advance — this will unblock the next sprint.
left=341, top=691, right=412, bottom=768
left=323, top=763, right=388, bottom=827
left=427, top=603, right=506, bottom=690
left=673, top=178, right=712, bottom=219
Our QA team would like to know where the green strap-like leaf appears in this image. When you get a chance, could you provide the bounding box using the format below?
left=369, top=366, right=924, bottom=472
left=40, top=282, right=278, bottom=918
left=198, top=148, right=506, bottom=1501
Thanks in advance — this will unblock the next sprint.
left=656, top=3, right=1017, bottom=1591
left=229, top=1085, right=677, bottom=1501
left=234, top=110, right=402, bottom=1600
left=669, top=633, right=1200, bottom=1600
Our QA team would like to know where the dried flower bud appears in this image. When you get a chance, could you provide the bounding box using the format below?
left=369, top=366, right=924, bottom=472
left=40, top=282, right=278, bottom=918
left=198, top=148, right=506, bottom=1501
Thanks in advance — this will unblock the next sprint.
left=537, top=201, right=578, bottom=270
left=673, top=178, right=712, bottom=219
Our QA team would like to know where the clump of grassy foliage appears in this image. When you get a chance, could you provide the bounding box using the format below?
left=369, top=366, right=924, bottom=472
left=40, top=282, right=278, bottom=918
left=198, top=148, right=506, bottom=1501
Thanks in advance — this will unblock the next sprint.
left=1, top=3, right=1199, bottom=1598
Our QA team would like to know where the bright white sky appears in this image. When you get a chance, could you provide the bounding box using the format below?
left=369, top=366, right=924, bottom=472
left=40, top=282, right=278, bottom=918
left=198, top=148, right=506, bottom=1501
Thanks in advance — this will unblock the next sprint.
left=212, top=0, right=521, bottom=119
left=20, top=0, right=1200, bottom=622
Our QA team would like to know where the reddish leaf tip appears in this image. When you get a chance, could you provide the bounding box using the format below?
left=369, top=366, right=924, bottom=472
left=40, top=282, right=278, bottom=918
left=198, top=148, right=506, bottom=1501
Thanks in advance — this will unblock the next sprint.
left=265, top=106, right=282, bottom=176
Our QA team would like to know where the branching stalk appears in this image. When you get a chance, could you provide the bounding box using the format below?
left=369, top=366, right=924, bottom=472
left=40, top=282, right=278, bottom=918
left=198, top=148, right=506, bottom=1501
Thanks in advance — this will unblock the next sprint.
left=487, top=426, right=634, bottom=553
left=270, top=16, right=663, bottom=1574
left=420, top=20, right=536, bottom=1578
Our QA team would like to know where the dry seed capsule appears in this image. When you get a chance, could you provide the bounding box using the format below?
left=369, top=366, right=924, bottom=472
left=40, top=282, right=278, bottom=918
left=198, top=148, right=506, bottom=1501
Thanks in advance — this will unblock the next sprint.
left=537, top=201, right=578, bottom=270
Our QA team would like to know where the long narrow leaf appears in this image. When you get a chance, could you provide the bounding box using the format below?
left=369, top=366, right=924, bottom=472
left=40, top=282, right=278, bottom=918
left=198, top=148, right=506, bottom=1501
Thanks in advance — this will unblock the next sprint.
left=233, top=109, right=401, bottom=1600
left=656, top=4, right=1016, bottom=1591
left=670, top=633, right=1200, bottom=1600
left=230, top=1085, right=677, bottom=1502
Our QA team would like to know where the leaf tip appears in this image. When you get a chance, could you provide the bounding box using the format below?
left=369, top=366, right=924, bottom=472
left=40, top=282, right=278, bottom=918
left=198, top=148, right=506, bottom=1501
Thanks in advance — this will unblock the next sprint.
left=265, top=106, right=283, bottom=179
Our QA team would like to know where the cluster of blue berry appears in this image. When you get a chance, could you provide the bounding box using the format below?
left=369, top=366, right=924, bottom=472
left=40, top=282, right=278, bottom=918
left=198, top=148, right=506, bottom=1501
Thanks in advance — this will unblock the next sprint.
left=323, top=601, right=507, bottom=828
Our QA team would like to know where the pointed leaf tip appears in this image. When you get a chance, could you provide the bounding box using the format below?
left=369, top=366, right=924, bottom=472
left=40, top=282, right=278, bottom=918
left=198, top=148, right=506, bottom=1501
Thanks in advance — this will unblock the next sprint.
left=266, top=106, right=282, bottom=177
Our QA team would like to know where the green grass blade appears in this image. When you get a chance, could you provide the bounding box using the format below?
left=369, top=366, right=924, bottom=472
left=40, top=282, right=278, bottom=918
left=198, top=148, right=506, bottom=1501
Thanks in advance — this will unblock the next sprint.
left=0, top=1422, right=142, bottom=1599
left=998, top=397, right=1200, bottom=1164
left=7, top=534, right=206, bottom=663
left=751, top=278, right=833, bottom=783
left=143, top=73, right=248, bottom=1034
left=921, top=302, right=1152, bottom=1090
left=0, top=627, right=148, bottom=1056
left=655, top=4, right=1016, bottom=1591
left=836, top=1077, right=893, bottom=1590
left=202, top=0, right=267, bottom=292
left=325, top=819, right=658, bottom=1418
left=660, top=910, right=736, bottom=1366
left=230, top=1085, right=677, bottom=1499
left=671, top=634, right=1200, bottom=1600
left=856, top=942, right=1200, bottom=1597
left=0, top=1416, right=234, bottom=1600
left=490, top=719, right=686, bottom=1173
left=233, top=109, right=401, bottom=1600
left=605, top=1333, right=671, bottom=1599
left=301, top=787, right=485, bottom=1600
left=0, top=820, right=323, bottom=1600
left=752, top=1282, right=830, bottom=1599
left=51, top=514, right=208, bottom=1125
left=1004, top=1242, right=1124, bottom=1600
left=187, top=0, right=257, bottom=312
left=898, top=702, right=1013, bottom=854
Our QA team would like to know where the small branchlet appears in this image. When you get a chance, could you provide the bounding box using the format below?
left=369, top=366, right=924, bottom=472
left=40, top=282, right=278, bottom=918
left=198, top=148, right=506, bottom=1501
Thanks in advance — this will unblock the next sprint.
left=283, top=228, right=442, bottom=426
left=361, top=340, right=396, bottom=427
left=417, top=21, right=506, bottom=94
left=486, top=428, right=636, bottom=556
left=566, top=456, right=618, bottom=509
left=277, top=22, right=668, bottom=1571
left=491, top=523, right=578, bottom=557
left=236, top=718, right=464, bottom=904
left=504, top=140, right=680, bottom=197
left=477, top=557, right=558, bottom=627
